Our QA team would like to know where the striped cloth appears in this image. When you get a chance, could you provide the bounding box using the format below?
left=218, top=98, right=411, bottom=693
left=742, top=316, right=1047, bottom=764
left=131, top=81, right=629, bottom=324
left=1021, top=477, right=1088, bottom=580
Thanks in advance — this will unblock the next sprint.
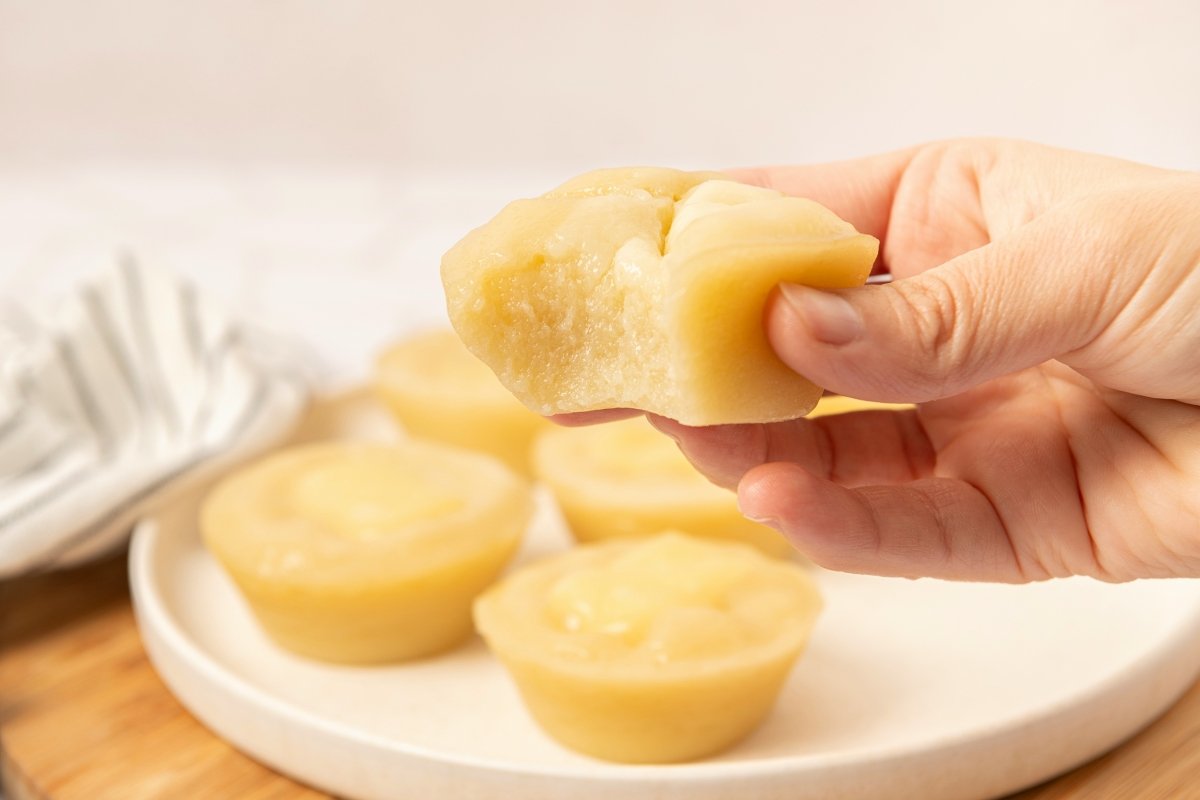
left=0, top=258, right=308, bottom=578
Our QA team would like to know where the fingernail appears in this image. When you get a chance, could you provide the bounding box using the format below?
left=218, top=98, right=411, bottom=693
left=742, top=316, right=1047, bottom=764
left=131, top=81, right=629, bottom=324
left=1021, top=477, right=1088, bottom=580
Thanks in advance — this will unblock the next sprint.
left=744, top=514, right=782, bottom=531
left=737, top=497, right=780, bottom=530
left=645, top=414, right=681, bottom=444
left=779, top=284, right=863, bottom=346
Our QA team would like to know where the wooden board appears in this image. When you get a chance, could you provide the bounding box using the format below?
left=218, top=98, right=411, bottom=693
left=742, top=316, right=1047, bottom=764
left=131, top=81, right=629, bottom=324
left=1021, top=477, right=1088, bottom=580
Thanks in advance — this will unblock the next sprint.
left=0, top=553, right=324, bottom=800
left=3, top=552, right=1200, bottom=799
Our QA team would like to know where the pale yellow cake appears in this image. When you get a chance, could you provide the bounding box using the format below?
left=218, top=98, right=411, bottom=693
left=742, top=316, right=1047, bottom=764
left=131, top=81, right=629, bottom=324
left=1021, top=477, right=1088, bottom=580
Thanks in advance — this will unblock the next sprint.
left=375, top=329, right=549, bottom=476
left=808, top=394, right=915, bottom=417
left=474, top=532, right=822, bottom=763
left=202, top=440, right=532, bottom=664
left=533, top=416, right=792, bottom=558
left=441, top=167, right=878, bottom=425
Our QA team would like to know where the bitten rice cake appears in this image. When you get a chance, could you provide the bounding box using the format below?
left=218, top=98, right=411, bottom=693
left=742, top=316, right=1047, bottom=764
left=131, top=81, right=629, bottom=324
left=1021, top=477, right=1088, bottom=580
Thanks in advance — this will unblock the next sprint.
left=442, top=167, right=877, bottom=425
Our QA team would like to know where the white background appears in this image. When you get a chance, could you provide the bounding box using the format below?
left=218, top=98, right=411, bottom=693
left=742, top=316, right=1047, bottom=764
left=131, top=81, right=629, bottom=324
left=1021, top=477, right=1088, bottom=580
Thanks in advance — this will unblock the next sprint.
left=1, top=0, right=1198, bottom=384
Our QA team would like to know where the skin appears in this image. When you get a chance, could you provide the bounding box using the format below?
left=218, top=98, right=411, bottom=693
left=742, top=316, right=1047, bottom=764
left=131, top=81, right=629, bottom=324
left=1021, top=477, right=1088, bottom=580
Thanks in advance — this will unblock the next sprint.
left=561, top=139, right=1200, bottom=583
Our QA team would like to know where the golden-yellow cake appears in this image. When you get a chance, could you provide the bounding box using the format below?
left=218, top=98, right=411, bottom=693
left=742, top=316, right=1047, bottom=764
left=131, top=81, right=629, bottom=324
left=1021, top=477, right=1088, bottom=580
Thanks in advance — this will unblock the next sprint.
left=375, top=329, right=549, bottom=476
left=202, top=440, right=532, bottom=664
left=808, top=394, right=914, bottom=417
left=474, top=532, right=822, bottom=763
left=533, top=416, right=792, bottom=558
left=441, top=167, right=878, bottom=426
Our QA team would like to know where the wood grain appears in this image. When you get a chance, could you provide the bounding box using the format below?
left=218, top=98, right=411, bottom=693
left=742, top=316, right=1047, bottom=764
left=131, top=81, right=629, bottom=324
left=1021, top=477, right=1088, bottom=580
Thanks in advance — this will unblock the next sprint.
left=2, top=551, right=1199, bottom=799
left=0, top=554, right=328, bottom=800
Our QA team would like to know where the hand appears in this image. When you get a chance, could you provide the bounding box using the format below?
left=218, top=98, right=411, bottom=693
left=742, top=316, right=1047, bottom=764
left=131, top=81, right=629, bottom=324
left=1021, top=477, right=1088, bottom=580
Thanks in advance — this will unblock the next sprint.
left=654, top=139, right=1200, bottom=582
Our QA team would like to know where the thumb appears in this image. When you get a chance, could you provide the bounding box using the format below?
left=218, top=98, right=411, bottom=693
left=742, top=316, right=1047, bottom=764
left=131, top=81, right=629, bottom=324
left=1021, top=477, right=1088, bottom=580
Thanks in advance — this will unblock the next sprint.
left=766, top=210, right=1132, bottom=403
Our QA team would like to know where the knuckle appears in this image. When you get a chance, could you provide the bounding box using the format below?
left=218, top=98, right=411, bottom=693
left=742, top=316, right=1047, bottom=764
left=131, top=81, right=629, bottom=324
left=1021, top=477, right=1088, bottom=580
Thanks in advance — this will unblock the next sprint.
left=890, top=271, right=978, bottom=395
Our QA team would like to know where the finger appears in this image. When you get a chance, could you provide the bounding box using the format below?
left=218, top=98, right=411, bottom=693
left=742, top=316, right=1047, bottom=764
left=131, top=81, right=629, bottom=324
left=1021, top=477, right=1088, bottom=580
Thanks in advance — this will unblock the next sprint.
left=765, top=202, right=1135, bottom=403
left=736, top=462, right=1028, bottom=582
left=647, top=410, right=934, bottom=492
left=548, top=409, right=642, bottom=427
left=726, top=147, right=917, bottom=259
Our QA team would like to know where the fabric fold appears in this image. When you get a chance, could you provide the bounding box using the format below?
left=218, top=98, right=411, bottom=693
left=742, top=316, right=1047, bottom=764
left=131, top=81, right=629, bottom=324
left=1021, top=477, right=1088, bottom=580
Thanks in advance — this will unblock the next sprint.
left=0, top=257, right=309, bottom=578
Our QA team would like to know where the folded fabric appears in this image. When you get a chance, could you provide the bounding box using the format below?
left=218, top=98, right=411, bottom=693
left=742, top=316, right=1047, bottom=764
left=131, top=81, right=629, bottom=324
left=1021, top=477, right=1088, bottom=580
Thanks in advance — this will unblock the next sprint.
left=0, top=257, right=308, bottom=578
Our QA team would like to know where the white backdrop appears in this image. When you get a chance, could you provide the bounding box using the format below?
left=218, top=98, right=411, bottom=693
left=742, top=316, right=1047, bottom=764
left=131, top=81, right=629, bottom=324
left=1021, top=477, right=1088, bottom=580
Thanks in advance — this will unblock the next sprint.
left=2, top=0, right=1198, bottom=170
left=1, top=0, right=1198, bottom=384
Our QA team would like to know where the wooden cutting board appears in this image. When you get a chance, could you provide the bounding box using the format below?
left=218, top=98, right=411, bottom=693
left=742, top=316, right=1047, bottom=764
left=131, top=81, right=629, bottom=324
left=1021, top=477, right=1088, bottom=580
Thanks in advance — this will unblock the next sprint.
left=3, top=552, right=1200, bottom=799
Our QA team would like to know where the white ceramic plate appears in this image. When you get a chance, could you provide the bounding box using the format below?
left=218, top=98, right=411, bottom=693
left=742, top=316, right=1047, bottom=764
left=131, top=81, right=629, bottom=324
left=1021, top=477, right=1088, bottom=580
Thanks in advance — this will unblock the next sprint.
left=129, top=402, right=1200, bottom=800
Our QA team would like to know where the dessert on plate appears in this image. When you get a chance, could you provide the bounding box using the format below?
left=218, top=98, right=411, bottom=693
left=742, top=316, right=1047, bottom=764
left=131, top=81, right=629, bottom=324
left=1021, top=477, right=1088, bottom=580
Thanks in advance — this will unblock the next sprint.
left=202, top=440, right=532, bottom=664
left=474, top=532, right=823, bottom=763
left=808, top=394, right=914, bottom=417
left=533, top=416, right=792, bottom=558
left=375, top=329, right=549, bottom=476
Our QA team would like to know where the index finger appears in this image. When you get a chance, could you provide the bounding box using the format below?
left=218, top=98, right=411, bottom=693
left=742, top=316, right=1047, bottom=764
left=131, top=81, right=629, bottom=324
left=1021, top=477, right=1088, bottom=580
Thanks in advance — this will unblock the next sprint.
left=547, top=409, right=642, bottom=427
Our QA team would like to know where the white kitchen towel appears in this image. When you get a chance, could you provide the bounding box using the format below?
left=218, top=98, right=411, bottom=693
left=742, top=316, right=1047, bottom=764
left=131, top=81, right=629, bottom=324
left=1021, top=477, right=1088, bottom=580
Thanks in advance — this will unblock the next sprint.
left=0, top=257, right=309, bottom=578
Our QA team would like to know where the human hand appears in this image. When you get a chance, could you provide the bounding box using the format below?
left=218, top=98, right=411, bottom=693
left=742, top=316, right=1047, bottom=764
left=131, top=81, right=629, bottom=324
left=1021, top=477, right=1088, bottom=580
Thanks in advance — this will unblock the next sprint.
left=651, top=139, right=1200, bottom=582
